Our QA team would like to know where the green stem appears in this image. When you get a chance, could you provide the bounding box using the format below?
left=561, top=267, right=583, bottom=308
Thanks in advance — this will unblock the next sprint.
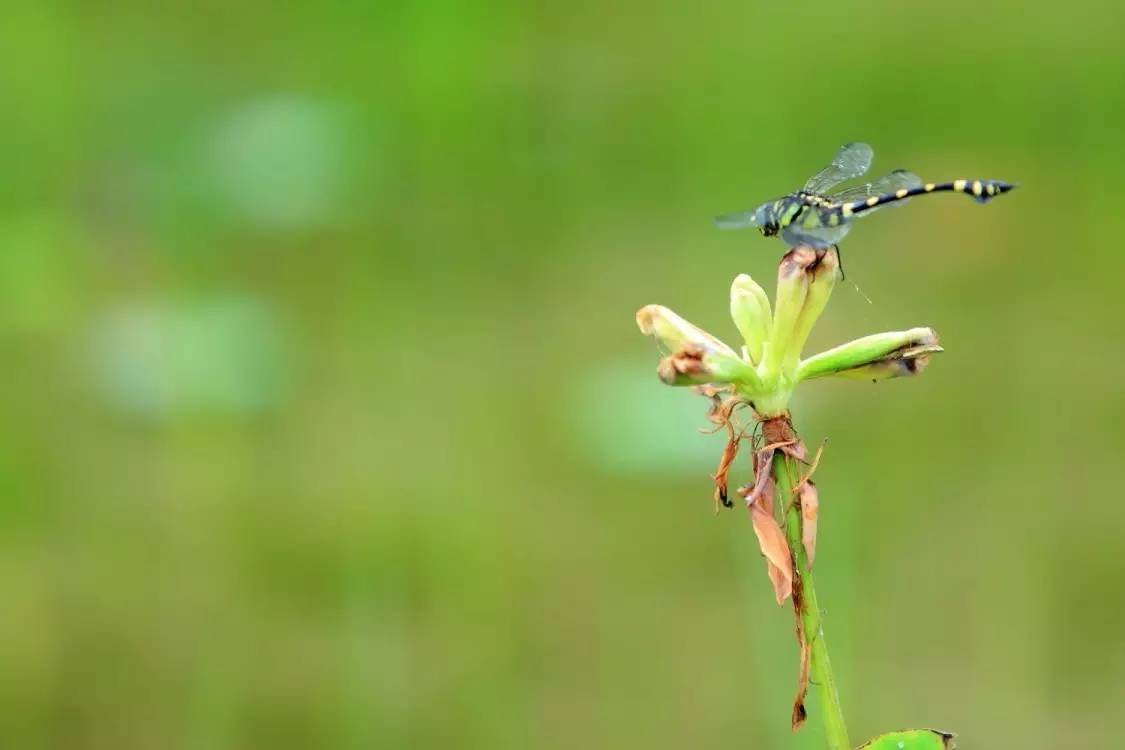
left=774, top=453, right=850, bottom=750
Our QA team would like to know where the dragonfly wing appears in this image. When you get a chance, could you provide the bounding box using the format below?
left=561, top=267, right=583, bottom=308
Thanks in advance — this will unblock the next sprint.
left=802, top=142, right=874, bottom=194
left=715, top=201, right=773, bottom=229
left=714, top=209, right=760, bottom=229
left=829, top=169, right=923, bottom=214
left=781, top=222, right=852, bottom=249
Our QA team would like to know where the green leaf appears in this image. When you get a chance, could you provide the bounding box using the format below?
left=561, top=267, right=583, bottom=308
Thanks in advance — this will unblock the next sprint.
left=857, top=729, right=956, bottom=750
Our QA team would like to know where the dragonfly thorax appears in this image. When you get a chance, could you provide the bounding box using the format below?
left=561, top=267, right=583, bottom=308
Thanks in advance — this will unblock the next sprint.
left=795, top=191, right=835, bottom=208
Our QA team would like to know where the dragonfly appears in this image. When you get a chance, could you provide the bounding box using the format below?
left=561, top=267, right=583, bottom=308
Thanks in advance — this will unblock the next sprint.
left=715, top=142, right=1015, bottom=248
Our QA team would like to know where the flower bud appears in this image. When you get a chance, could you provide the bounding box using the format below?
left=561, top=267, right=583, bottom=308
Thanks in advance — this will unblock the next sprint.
left=636, top=304, right=735, bottom=356
left=785, top=248, right=840, bottom=371
left=759, top=247, right=814, bottom=380
left=857, top=729, right=955, bottom=750
left=637, top=305, right=758, bottom=387
left=730, top=274, right=772, bottom=365
left=796, top=327, right=942, bottom=382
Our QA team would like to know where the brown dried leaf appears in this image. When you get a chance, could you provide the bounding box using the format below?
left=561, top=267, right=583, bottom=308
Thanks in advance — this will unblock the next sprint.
left=766, top=562, right=790, bottom=607
left=739, top=448, right=776, bottom=508
left=790, top=575, right=810, bottom=731
left=791, top=621, right=810, bottom=730
left=780, top=439, right=807, bottom=462
left=800, top=480, right=819, bottom=568
left=695, top=387, right=748, bottom=436
left=712, top=433, right=740, bottom=510
left=693, top=384, right=727, bottom=426
left=758, top=474, right=776, bottom=514
left=750, top=503, right=792, bottom=604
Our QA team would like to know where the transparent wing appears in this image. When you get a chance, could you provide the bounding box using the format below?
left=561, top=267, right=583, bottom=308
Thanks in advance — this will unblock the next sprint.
left=714, top=201, right=771, bottom=229
left=714, top=209, right=760, bottom=229
left=829, top=169, right=923, bottom=214
left=802, top=142, right=874, bottom=194
left=781, top=222, right=852, bottom=249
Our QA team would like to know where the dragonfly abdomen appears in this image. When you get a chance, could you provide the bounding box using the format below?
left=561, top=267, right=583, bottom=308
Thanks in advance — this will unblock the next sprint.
left=839, top=179, right=1015, bottom=219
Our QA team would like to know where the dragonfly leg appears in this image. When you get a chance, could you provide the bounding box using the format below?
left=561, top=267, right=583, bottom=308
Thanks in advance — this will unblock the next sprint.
left=833, top=244, right=846, bottom=281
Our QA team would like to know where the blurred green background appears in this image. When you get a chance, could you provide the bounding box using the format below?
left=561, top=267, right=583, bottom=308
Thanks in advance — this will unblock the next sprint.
left=2, top=2, right=1123, bottom=748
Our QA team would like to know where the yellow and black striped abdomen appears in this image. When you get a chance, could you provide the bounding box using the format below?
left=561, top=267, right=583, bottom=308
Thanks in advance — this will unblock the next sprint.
left=838, top=179, right=1015, bottom=220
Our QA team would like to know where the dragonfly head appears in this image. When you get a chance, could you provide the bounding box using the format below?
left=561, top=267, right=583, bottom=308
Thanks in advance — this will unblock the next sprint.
left=752, top=203, right=779, bottom=237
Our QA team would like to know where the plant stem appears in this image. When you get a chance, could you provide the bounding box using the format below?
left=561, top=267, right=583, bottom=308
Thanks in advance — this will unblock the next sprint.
left=774, top=452, right=850, bottom=750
